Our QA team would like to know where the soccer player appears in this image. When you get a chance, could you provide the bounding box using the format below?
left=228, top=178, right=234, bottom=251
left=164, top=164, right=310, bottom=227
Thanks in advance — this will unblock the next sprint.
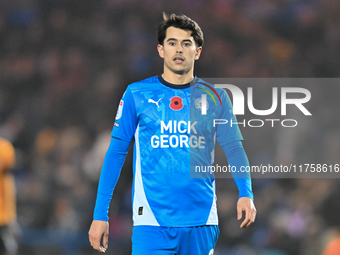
left=89, top=13, right=256, bottom=254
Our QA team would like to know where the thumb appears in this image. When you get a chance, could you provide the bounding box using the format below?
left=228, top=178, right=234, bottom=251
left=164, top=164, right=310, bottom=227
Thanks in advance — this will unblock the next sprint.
left=237, top=207, right=243, bottom=220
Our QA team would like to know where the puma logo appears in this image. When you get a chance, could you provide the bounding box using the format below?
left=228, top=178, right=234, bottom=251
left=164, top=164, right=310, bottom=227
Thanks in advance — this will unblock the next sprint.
left=148, top=98, right=162, bottom=107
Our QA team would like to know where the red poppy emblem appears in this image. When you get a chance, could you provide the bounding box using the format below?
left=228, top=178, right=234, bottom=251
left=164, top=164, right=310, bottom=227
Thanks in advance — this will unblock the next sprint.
left=169, top=96, right=183, bottom=110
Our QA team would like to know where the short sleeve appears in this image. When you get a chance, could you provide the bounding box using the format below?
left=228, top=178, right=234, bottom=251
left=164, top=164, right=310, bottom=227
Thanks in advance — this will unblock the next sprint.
left=216, top=89, right=243, bottom=147
left=111, top=86, right=138, bottom=142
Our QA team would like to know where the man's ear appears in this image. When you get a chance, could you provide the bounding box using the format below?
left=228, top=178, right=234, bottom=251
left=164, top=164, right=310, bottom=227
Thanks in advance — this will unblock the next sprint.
left=157, top=44, right=164, bottom=58
left=195, top=46, right=202, bottom=60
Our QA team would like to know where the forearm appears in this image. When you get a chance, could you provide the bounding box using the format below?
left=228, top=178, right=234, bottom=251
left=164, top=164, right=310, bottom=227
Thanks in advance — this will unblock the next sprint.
left=221, top=140, right=253, bottom=200
left=93, top=137, right=130, bottom=221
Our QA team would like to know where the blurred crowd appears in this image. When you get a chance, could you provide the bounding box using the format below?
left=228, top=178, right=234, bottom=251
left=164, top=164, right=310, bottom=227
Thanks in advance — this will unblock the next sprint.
left=0, top=0, right=340, bottom=254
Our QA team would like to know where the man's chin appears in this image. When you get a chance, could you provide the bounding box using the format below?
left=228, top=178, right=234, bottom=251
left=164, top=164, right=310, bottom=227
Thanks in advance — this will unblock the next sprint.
left=171, top=68, right=189, bottom=75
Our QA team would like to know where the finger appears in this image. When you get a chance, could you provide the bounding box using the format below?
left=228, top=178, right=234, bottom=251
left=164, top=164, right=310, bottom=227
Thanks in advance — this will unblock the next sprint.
left=240, top=217, right=250, bottom=228
left=245, top=220, right=253, bottom=228
left=240, top=207, right=251, bottom=228
left=245, top=217, right=254, bottom=228
left=103, top=232, right=109, bottom=249
left=89, top=235, right=102, bottom=251
left=245, top=208, right=257, bottom=228
left=88, top=235, right=95, bottom=248
left=94, top=244, right=106, bottom=253
left=99, top=246, right=106, bottom=253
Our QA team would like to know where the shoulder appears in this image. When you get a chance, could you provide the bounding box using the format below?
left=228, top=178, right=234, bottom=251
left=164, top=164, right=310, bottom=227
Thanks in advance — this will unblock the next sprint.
left=195, top=78, right=228, bottom=103
left=196, top=78, right=226, bottom=95
left=127, top=76, right=161, bottom=92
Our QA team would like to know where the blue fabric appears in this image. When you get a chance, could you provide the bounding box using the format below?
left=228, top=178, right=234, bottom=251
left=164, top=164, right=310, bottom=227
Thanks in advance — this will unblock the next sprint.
left=109, top=76, right=222, bottom=227
left=93, top=137, right=130, bottom=221
left=93, top=76, right=253, bottom=226
left=221, top=140, right=254, bottom=200
left=111, top=86, right=138, bottom=142
left=215, top=88, right=243, bottom=146
left=132, top=225, right=219, bottom=255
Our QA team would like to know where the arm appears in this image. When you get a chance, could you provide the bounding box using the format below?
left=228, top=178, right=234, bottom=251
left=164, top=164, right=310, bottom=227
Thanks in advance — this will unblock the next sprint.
left=216, top=89, right=256, bottom=228
left=221, top=140, right=256, bottom=228
left=88, top=137, right=130, bottom=253
left=89, top=86, right=137, bottom=252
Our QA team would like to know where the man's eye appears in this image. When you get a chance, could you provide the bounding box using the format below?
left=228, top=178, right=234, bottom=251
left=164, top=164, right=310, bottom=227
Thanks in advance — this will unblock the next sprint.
left=169, top=42, right=175, bottom=46
left=183, top=43, right=191, bottom=47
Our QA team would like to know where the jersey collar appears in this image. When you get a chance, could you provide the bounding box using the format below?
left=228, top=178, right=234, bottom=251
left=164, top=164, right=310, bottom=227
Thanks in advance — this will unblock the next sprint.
left=158, top=75, right=198, bottom=89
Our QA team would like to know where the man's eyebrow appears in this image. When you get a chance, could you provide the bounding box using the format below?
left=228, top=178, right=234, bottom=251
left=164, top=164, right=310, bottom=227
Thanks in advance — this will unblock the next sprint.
left=166, top=38, right=193, bottom=43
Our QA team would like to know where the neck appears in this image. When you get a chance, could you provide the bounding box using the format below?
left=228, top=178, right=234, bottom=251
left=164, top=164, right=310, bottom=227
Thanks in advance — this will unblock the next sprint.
left=162, top=69, right=194, bottom=85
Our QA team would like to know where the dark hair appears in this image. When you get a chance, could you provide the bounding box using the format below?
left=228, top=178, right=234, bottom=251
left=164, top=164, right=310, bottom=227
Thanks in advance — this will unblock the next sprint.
left=157, top=12, right=204, bottom=47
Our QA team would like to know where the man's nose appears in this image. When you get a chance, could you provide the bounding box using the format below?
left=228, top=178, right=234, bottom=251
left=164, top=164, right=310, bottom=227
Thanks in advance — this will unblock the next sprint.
left=176, top=44, right=183, bottom=53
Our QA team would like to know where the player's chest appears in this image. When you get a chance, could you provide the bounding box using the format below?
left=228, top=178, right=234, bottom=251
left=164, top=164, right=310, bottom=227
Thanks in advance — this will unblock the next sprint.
left=134, top=89, right=219, bottom=132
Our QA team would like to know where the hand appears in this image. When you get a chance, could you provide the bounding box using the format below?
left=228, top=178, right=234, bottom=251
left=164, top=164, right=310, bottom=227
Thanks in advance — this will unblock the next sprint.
left=237, top=197, right=256, bottom=228
left=89, top=220, right=109, bottom=253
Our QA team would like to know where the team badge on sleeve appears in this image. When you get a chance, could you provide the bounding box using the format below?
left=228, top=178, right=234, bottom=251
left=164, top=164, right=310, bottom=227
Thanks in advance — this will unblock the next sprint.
left=115, top=100, right=124, bottom=120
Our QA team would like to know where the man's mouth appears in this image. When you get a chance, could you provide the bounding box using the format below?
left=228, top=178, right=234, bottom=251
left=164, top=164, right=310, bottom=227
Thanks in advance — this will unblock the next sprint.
left=173, top=56, right=184, bottom=64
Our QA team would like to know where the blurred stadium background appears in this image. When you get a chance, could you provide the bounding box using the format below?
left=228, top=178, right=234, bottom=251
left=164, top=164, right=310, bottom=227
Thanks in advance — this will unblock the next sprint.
left=0, top=0, right=340, bottom=254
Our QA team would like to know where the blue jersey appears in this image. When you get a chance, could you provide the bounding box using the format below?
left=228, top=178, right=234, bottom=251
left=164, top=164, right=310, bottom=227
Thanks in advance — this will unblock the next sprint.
left=111, top=75, right=243, bottom=227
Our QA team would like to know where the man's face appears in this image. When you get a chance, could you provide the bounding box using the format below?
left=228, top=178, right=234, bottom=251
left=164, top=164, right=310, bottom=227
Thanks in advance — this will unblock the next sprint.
left=157, top=26, right=202, bottom=75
